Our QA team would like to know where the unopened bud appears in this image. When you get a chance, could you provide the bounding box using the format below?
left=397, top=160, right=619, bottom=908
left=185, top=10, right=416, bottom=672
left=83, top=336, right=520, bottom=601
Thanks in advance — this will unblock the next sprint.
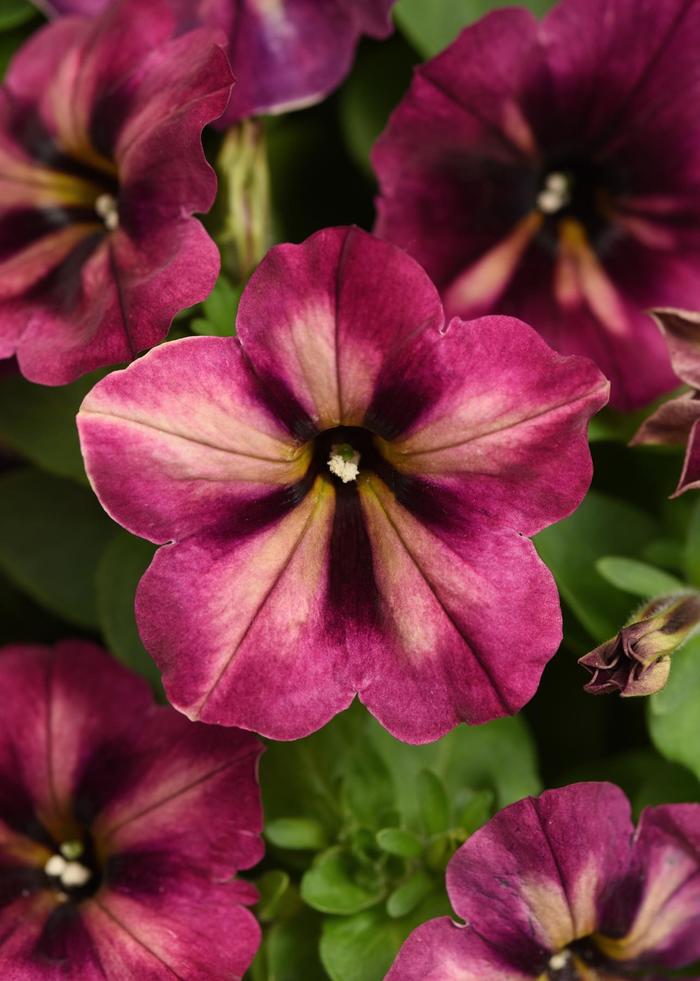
left=579, top=592, right=700, bottom=697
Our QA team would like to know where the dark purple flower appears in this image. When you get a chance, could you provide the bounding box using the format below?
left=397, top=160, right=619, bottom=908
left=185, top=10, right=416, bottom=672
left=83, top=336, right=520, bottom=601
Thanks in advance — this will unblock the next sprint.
left=35, top=0, right=396, bottom=124
left=579, top=592, right=700, bottom=696
left=0, top=0, right=233, bottom=385
left=0, top=639, right=263, bottom=979
left=77, top=226, right=607, bottom=743
left=372, top=0, right=700, bottom=410
left=632, top=308, right=700, bottom=495
left=387, top=782, right=700, bottom=980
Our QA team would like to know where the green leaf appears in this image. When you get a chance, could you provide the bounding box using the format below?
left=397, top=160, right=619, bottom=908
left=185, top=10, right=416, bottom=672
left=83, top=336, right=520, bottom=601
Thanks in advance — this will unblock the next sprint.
left=648, top=634, right=700, bottom=782
left=191, top=276, right=241, bottom=335
left=301, top=846, right=385, bottom=915
left=685, top=498, right=700, bottom=588
left=367, top=714, right=540, bottom=832
left=265, top=818, right=328, bottom=851
left=376, top=828, right=423, bottom=859
left=457, top=788, right=494, bottom=834
left=535, top=491, right=658, bottom=642
left=0, top=370, right=107, bottom=483
left=595, top=556, right=683, bottom=598
left=393, top=0, right=555, bottom=59
left=252, top=907, right=325, bottom=981
left=0, top=470, right=114, bottom=628
left=0, top=0, right=35, bottom=31
left=320, top=892, right=450, bottom=981
left=96, top=532, right=161, bottom=690
left=255, top=870, right=294, bottom=922
left=386, top=870, right=434, bottom=919
left=416, top=770, right=449, bottom=835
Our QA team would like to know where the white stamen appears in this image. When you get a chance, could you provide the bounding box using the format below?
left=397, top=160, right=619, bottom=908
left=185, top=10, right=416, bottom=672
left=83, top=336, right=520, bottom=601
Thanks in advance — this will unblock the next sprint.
left=95, top=193, right=119, bottom=231
left=537, top=171, right=571, bottom=214
left=327, top=443, right=360, bottom=484
left=44, top=854, right=67, bottom=878
left=60, top=862, right=92, bottom=889
left=548, top=950, right=571, bottom=971
left=45, top=845, right=92, bottom=890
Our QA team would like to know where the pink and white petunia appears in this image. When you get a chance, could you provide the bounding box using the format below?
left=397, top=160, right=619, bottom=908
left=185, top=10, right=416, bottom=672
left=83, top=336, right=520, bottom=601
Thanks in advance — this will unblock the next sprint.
left=34, top=0, right=397, bottom=124
left=0, top=639, right=263, bottom=980
left=0, top=0, right=233, bottom=385
left=373, top=0, right=700, bottom=411
left=387, top=782, right=700, bottom=980
left=77, top=226, right=608, bottom=743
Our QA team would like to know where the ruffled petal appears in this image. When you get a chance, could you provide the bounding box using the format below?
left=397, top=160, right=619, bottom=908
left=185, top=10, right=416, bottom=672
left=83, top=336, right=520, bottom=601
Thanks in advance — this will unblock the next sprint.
left=236, top=226, right=445, bottom=431
left=446, top=783, right=634, bottom=964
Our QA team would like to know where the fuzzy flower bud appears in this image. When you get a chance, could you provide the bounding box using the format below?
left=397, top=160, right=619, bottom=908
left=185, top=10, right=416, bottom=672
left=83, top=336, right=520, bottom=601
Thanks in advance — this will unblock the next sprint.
left=579, top=592, right=700, bottom=697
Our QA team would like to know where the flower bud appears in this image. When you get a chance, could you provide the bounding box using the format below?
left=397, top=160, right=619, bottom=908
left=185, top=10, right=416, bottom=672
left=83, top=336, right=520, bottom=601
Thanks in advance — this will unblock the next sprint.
left=579, top=593, right=700, bottom=697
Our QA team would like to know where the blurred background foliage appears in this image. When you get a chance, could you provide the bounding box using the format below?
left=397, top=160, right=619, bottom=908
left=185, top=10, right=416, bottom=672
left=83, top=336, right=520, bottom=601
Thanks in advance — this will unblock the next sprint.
left=3, top=0, right=700, bottom=978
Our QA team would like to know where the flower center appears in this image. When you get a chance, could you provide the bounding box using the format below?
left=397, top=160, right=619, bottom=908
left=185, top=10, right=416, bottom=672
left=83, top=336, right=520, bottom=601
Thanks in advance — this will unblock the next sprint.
left=43, top=838, right=101, bottom=902
left=327, top=443, right=361, bottom=483
left=95, top=192, right=119, bottom=231
left=537, top=171, right=572, bottom=214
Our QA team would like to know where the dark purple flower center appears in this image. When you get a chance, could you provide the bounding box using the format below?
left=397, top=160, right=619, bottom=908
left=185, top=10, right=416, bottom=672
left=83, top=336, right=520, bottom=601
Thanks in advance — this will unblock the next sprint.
left=535, top=153, right=621, bottom=253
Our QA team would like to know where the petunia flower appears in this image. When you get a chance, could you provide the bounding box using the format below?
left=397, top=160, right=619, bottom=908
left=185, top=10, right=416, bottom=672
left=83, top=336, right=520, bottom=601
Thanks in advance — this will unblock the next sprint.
left=387, top=782, right=700, bottom=980
left=77, top=226, right=608, bottom=743
left=0, top=0, right=234, bottom=385
left=0, top=639, right=263, bottom=979
left=372, top=0, right=700, bottom=410
left=632, top=308, right=700, bottom=495
left=34, top=0, right=397, bottom=124
left=579, top=591, right=700, bottom=696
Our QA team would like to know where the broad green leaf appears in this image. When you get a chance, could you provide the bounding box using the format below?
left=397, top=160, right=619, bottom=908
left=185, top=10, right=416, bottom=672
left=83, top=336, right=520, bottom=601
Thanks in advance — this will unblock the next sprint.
left=393, top=0, right=555, bottom=59
left=96, top=532, right=161, bottom=690
left=0, top=570, right=65, bottom=645
left=457, top=789, right=494, bottom=834
left=300, top=846, right=385, bottom=915
left=320, top=892, right=450, bottom=981
left=648, top=634, right=700, bottom=782
left=0, top=0, right=35, bottom=31
left=376, top=828, right=423, bottom=859
left=367, top=714, right=539, bottom=832
left=595, top=557, right=683, bottom=599
left=0, top=470, right=114, bottom=627
left=338, top=35, right=416, bottom=174
left=265, top=818, right=328, bottom=851
left=0, top=370, right=106, bottom=483
left=685, top=498, right=700, bottom=587
left=642, top=538, right=685, bottom=573
left=536, top=491, right=658, bottom=642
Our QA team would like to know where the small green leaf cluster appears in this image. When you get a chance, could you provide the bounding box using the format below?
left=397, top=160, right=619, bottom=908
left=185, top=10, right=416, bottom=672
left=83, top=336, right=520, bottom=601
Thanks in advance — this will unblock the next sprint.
left=249, top=706, right=539, bottom=981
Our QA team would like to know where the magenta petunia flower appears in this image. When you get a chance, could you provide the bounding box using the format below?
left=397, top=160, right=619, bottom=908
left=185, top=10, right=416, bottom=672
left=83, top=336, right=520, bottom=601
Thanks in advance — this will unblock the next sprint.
left=372, top=0, right=700, bottom=411
left=632, top=308, right=700, bottom=496
left=35, top=0, right=396, bottom=124
left=0, top=639, right=263, bottom=979
left=387, top=782, right=700, bottom=980
left=77, top=226, right=607, bottom=743
left=0, top=0, right=233, bottom=385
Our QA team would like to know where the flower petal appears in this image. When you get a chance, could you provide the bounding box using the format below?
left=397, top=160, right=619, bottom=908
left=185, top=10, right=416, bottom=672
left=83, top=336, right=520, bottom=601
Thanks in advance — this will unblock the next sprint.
left=386, top=919, right=535, bottom=981
left=0, top=641, right=153, bottom=828
left=446, top=783, right=634, bottom=963
left=649, top=308, right=700, bottom=389
left=78, top=335, right=307, bottom=543
left=597, top=803, right=700, bottom=968
left=354, top=474, right=562, bottom=738
left=379, top=315, right=608, bottom=537
left=236, top=226, right=445, bottom=431
left=135, top=478, right=355, bottom=738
